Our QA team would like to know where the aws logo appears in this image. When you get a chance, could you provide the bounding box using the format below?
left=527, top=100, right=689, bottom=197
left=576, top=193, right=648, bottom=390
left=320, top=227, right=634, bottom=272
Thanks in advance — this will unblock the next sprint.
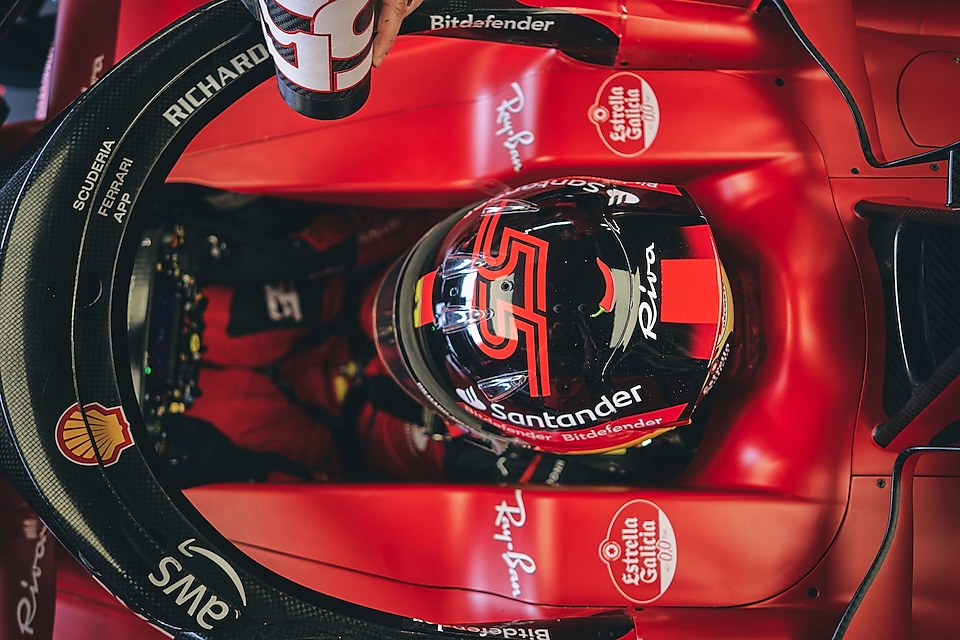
left=148, top=538, right=247, bottom=630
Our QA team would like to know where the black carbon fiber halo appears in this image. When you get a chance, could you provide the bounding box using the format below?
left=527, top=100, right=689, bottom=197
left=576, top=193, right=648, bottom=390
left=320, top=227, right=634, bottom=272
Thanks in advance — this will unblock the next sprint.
left=0, top=2, right=638, bottom=638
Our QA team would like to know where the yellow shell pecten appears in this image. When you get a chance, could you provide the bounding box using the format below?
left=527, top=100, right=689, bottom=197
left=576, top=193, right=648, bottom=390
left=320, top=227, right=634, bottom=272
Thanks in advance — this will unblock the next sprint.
left=56, top=403, right=133, bottom=466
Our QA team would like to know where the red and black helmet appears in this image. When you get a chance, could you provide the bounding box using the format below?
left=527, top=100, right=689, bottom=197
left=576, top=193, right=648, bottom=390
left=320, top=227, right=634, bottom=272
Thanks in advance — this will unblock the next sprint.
left=374, top=177, right=733, bottom=454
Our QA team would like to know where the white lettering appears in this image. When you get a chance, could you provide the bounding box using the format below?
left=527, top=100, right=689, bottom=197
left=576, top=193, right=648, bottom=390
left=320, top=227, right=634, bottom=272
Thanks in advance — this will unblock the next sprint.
left=495, top=82, right=534, bottom=172
left=97, top=157, right=133, bottom=221
left=619, top=518, right=661, bottom=586
left=487, top=383, right=648, bottom=430
left=73, top=140, right=115, bottom=211
left=264, top=282, right=304, bottom=322
left=497, top=179, right=606, bottom=198
left=427, top=13, right=555, bottom=32
left=545, top=459, right=565, bottom=485
left=148, top=539, right=245, bottom=630
left=16, top=526, right=48, bottom=635
left=443, top=624, right=553, bottom=640
left=148, top=556, right=183, bottom=587
left=637, top=242, right=658, bottom=340
left=164, top=45, right=268, bottom=127
left=494, top=489, right=536, bottom=597
left=114, top=192, right=132, bottom=224
left=89, top=54, right=105, bottom=86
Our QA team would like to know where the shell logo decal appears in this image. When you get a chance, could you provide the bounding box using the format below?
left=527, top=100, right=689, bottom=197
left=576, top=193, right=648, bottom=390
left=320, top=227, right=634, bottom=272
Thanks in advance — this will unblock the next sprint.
left=588, top=72, right=660, bottom=158
left=56, top=402, right=133, bottom=467
left=599, top=499, right=677, bottom=604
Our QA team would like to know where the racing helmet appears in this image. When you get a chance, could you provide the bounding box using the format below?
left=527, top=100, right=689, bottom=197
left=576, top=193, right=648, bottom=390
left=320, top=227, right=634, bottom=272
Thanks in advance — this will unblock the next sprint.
left=374, top=177, right=733, bottom=454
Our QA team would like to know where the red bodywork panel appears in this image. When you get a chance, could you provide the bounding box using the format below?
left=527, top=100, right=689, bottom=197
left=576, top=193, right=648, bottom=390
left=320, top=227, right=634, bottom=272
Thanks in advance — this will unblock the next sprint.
left=1, top=0, right=959, bottom=638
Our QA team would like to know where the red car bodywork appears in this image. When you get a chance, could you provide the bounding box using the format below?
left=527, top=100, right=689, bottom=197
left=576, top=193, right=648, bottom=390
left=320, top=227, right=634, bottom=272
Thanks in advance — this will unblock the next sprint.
left=1, top=0, right=959, bottom=638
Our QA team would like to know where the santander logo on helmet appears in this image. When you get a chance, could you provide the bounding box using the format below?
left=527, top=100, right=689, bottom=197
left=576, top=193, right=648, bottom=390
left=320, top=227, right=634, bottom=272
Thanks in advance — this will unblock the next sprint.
left=378, top=177, right=733, bottom=455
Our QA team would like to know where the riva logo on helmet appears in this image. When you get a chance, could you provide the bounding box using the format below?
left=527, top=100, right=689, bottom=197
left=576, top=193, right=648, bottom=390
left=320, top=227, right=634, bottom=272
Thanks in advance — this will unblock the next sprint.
left=637, top=243, right=659, bottom=340
left=599, top=499, right=677, bottom=604
left=55, top=402, right=133, bottom=467
left=473, top=202, right=551, bottom=397
left=148, top=538, right=247, bottom=630
left=257, top=0, right=373, bottom=93
left=596, top=243, right=660, bottom=342
left=162, top=44, right=270, bottom=127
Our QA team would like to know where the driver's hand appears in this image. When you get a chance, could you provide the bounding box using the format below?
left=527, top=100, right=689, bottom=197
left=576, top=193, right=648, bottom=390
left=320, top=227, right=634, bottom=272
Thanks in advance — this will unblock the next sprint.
left=372, top=0, right=423, bottom=67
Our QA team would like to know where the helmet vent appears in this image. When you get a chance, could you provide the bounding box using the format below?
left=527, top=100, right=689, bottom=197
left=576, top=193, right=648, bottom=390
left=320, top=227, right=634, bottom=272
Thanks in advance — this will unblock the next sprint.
left=478, top=372, right=529, bottom=401
left=436, top=305, right=494, bottom=334
left=441, top=253, right=484, bottom=279
left=480, top=198, right=540, bottom=217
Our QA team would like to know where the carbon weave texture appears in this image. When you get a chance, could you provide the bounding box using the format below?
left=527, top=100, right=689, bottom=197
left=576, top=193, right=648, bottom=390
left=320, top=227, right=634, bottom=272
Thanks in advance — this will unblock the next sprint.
left=0, top=1, right=436, bottom=637
left=920, top=228, right=960, bottom=367
left=0, top=1, right=638, bottom=638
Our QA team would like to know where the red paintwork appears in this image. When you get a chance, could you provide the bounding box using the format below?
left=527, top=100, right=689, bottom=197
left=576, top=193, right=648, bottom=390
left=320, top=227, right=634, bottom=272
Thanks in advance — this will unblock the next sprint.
left=51, top=553, right=168, bottom=640
left=2, top=0, right=960, bottom=638
left=41, top=0, right=121, bottom=119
